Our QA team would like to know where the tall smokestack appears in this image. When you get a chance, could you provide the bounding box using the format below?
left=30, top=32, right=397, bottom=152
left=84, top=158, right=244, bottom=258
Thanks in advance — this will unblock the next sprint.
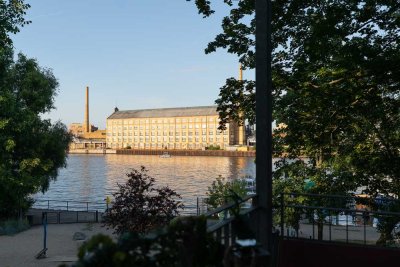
left=238, top=64, right=245, bottom=145
left=84, top=86, right=90, bottom=133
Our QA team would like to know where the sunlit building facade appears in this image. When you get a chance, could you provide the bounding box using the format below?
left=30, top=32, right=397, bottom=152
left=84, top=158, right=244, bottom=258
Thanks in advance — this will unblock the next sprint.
left=106, top=106, right=245, bottom=150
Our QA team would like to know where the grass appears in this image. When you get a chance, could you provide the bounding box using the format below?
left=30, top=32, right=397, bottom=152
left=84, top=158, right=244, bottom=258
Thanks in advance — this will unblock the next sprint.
left=0, top=218, right=30, bottom=236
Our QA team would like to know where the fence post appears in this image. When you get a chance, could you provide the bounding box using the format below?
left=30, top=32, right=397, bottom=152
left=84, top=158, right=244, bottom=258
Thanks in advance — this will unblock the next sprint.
left=47, top=200, right=49, bottom=210
left=67, top=201, right=69, bottom=211
left=86, top=202, right=89, bottom=212
left=96, top=210, right=98, bottom=223
left=197, top=197, right=199, bottom=216
left=280, top=193, right=284, bottom=238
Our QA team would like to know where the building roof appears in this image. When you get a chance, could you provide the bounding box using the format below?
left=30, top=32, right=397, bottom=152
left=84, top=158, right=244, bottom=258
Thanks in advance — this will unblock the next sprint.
left=107, top=106, right=218, bottom=120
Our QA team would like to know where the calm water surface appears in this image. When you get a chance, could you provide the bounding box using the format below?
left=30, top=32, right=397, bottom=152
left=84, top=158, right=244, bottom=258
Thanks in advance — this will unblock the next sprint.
left=34, top=154, right=256, bottom=209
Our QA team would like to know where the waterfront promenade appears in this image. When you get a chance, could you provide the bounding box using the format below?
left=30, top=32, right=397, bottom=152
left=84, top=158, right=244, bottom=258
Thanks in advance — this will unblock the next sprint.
left=0, top=223, right=114, bottom=267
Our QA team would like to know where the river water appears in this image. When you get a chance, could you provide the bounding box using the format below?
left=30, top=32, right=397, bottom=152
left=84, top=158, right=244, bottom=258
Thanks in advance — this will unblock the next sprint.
left=34, top=154, right=256, bottom=211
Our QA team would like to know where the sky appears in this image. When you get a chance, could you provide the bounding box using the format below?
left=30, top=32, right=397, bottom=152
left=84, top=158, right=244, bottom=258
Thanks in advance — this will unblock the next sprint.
left=12, top=0, right=250, bottom=129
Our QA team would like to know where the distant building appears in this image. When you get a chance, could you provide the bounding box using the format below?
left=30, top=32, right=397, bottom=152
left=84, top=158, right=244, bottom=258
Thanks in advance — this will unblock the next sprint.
left=68, top=86, right=106, bottom=151
left=106, top=106, right=246, bottom=150
left=68, top=123, right=98, bottom=137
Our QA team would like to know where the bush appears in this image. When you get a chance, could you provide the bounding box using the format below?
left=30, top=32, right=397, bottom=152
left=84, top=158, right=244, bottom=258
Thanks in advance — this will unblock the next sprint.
left=103, top=167, right=184, bottom=234
left=0, top=219, right=30, bottom=235
left=205, top=176, right=247, bottom=210
left=206, top=145, right=221, bottom=150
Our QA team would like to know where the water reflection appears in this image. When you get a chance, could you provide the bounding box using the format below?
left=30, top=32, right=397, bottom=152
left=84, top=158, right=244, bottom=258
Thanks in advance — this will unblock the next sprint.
left=35, top=154, right=256, bottom=210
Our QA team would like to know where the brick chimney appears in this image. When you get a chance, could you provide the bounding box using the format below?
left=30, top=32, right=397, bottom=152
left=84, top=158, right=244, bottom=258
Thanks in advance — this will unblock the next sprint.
left=84, top=86, right=90, bottom=133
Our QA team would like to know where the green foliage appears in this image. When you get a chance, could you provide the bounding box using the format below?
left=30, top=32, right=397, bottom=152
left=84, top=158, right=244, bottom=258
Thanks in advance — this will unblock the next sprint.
left=205, top=175, right=247, bottom=210
left=0, top=0, right=31, bottom=48
left=103, top=167, right=184, bottom=235
left=0, top=51, right=71, bottom=219
left=206, top=144, right=220, bottom=150
left=72, top=216, right=224, bottom=267
left=194, top=0, right=400, bottom=242
left=0, top=218, right=30, bottom=235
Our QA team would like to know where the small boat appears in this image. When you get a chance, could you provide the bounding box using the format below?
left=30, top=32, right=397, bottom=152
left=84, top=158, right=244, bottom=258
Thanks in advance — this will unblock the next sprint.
left=160, top=152, right=172, bottom=158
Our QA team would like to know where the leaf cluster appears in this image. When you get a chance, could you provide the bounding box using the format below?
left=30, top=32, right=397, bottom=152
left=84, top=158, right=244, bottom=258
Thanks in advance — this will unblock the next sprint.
left=0, top=0, right=31, bottom=48
left=205, top=175, right=247, bottom=210
left=103, top=167, right=184, bottom=235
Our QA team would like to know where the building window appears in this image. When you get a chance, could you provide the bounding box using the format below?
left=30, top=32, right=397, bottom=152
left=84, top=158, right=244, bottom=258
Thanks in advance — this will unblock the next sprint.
left=209, top=137, right=213, bottom=142
left=195, top=131, right=199, bottom=136
left=195, top=137, right=200, bottom=142
left=182, top=125, right=186, bottom=129
left=175, top=132, right=180, bottom=136
left=169, top=131, right=174, bottom=136
left=202, top=137, right=207, bottom=142
left=188, top=132, right=193, bottom=136
left=202, top=130, right=206, bottom=135
left=175, top=137, right=180, bottom=142
left=182, top=137, right=186, bottom=142
left=188, top=137, right=193, bottom=142
left=195, top=124, right=200, bottom=129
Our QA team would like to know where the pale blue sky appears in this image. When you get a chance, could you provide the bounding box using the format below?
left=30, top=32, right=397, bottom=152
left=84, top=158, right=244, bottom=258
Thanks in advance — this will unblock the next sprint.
left=12, top=0, right=250, bottom=128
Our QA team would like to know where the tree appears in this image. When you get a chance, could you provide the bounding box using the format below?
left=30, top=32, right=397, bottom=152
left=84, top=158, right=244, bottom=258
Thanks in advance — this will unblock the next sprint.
left=0, top=50, right=71, bottom=219
left=193, top=0, right=399, bottom=244
left=103, top=167, right=184, bottom=234
left=0, top=1, right=70, bottom=219
left=0, top=0, right=30, bottom=48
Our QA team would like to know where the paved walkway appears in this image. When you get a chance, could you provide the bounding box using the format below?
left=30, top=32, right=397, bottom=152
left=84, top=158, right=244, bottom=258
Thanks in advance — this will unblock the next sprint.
left=0, top=223, right=114, bottom=267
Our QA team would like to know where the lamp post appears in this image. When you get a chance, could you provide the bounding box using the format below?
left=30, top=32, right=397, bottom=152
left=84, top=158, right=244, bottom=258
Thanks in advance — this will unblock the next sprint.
left=255, top=0, right=273, bottom=253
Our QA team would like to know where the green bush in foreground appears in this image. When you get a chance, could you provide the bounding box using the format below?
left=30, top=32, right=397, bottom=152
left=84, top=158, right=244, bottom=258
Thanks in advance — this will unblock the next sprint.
left=0, top=219, right=30, bottom=235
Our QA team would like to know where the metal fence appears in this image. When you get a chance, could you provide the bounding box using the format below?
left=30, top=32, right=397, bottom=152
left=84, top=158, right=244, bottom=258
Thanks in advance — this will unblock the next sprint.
left=204, top=194, right=258, bottom=247
left=278, top=193, right=400, bottom=247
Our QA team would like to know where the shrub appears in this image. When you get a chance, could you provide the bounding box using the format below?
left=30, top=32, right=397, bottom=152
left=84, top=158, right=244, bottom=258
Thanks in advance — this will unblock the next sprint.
left=0, top=219, right=30, bottom=235
left=103, top=166, right=184, bottom=234
left=205, top=176, right=247, bottom=210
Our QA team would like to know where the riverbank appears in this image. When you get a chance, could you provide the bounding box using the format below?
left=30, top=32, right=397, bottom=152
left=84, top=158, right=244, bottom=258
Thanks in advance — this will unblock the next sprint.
left=116, top=148, right=255, bottom=157
left=69, top=148, right=255, bottom=157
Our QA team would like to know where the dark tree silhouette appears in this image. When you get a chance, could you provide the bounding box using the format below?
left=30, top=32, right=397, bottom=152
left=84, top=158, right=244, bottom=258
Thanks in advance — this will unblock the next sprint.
left=103, top=167, right=184, bottom=234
